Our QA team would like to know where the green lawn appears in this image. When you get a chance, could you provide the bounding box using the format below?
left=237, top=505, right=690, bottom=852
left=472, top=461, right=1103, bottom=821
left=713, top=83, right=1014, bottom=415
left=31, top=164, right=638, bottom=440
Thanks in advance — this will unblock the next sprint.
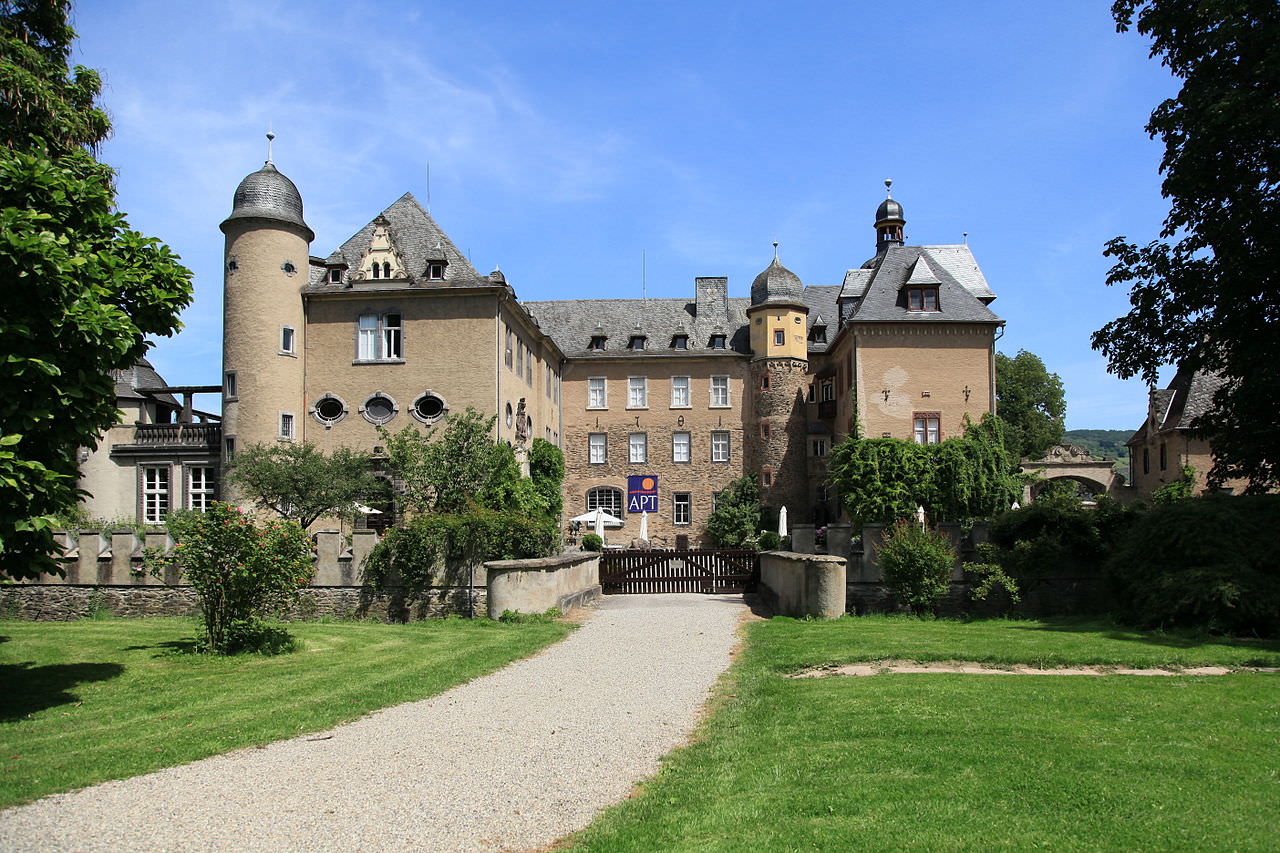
left=0, top=615, right=571, bottom=809
left=569, top=616, right=1280, bottom=852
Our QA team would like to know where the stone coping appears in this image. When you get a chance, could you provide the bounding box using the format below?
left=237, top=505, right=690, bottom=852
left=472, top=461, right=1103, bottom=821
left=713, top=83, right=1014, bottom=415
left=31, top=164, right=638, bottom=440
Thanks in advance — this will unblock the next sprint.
left=763, top=550, right=847, bottom=564
left=484, top=552, right=597, bottom=573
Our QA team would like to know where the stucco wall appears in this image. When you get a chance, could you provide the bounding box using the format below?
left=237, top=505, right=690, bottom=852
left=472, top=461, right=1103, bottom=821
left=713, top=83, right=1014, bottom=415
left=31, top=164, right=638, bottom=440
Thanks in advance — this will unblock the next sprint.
left=485, top=553, right=600, bottom=617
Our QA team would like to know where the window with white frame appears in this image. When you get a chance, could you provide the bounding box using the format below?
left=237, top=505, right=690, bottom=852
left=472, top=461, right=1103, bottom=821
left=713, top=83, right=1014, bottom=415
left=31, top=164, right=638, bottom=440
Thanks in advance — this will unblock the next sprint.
left=357, top=313, right=402, bottom=360
left=142, top=466, right=169, bottom=524
left=586, top=486, right=623, bottom=518
left=671, top=376, right=690, bottom=408
left=629, top=432, right=647, bottom=463
left=280, top=325, right=295, bottom=354
left=587, top=377, right=607, bottom=408
left=672, top=431, right=691, bottom=463
left=279, top=412, right=295, bottom=439
left=913, top=412, right=941, bottom=445
left=188, top=466, right=215, bottom=511
left=673, top=492, right=691, bottom=525
left=628, top=376, right=648, bottom=408
left=711, top=430, right=730, bottom=462
left=589, top=433, right=607, bottom=464
left=710, top=375, right=730, bottom=407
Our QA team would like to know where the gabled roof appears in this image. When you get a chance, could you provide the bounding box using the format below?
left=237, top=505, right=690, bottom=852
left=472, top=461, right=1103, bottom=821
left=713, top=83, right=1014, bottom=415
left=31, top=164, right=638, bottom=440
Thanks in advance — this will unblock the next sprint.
left=918, top=245, right=995, bottom=301
left=802, top=285, right=841, bottom=353
left=523, top=297, right=752, bottom=358
left=847, top=246, right=1002, bottom=324
left=307, top=193, right=490, bottom=291
left=1126, top=366, right=1226, bottom=445
left=904, top=256, right=941, bottom=286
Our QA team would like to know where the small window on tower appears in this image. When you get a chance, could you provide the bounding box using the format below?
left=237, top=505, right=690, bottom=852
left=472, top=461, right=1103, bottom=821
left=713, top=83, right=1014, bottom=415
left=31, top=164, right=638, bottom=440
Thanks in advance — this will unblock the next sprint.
left=280, top=326, right=295, bottom=354
left=773, top=329, right=785, bottom=346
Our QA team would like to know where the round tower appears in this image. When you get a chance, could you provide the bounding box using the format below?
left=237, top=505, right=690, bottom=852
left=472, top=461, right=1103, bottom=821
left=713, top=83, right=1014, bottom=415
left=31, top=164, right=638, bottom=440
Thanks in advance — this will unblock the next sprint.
left=220, top=141, right=314, bottom=489
left=745, top=245, right=810, bottom=523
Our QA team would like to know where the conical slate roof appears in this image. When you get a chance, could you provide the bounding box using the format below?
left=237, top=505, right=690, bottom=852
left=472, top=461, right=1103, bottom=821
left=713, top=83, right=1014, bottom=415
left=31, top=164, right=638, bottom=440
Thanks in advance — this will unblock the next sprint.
left=221, top=162, right=313, bottom=239
left=750, top=257, right=805, bottom=306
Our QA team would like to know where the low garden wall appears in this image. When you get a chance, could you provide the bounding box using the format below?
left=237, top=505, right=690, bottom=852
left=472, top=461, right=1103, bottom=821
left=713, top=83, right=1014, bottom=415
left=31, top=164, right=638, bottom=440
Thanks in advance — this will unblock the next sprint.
left=484, top=553, right=601, bottom=618
left=0, top=528, right=493, bottom=622
left=758, top=551, right=847, bottom=619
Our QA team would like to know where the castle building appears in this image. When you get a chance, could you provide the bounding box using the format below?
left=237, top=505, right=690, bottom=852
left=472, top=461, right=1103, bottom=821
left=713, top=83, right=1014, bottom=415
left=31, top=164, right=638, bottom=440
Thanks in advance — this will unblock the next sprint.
left=79, top=162, right=1005, bottom=545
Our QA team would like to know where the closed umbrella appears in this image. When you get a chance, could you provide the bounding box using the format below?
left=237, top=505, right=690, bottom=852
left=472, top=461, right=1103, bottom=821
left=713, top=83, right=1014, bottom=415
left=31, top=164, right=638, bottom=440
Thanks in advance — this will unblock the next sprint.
left=639, top=511, right=649, bottom=541
left=915, top=505, right=926, bottom=527
left=594, top=511, right=604, bottom=541
left=778, top=505, right=788, bottom=538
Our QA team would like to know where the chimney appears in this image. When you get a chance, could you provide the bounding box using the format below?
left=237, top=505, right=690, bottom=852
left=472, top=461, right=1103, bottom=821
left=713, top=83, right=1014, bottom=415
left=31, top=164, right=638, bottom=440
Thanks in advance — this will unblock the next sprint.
left=695, top=277, right=728, bottom=319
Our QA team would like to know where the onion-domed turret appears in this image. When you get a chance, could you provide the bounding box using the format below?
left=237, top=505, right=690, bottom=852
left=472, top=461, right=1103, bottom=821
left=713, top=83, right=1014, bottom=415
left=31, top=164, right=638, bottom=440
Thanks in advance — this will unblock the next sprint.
left=220, top=161, right=314, bottom=240
left=863, top=178, right=906, bottom=267
left=750, top=246, right=805, bottom=306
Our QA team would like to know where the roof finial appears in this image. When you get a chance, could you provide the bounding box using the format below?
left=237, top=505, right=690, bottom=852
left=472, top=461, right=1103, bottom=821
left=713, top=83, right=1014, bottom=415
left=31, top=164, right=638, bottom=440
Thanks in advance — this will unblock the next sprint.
left=772, top=240, right=780, bottom=261
left=266, top=126, right=275, bottom=165
left=884, top=177, right=893, bottom=198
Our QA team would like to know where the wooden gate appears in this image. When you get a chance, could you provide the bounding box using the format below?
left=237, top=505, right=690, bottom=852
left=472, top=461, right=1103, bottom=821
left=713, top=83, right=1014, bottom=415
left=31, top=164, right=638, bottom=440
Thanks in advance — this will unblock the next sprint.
left=598, top=549, right=758, bottom=594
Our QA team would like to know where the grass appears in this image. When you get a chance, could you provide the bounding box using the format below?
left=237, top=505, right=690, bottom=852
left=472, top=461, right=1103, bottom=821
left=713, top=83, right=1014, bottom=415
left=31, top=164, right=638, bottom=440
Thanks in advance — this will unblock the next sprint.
left=0, top=615, right=571, bottom=809
left=568, top=616, right=1280, bottom=851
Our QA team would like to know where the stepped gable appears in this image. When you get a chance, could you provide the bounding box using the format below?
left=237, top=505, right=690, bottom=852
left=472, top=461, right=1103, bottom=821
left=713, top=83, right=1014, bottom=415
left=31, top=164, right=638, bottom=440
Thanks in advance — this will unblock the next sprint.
left=847, top=246, right=1002, bottom=324
left=308, top=193, right=488, bottom=290
left=523, top=296, right=752, bottom=358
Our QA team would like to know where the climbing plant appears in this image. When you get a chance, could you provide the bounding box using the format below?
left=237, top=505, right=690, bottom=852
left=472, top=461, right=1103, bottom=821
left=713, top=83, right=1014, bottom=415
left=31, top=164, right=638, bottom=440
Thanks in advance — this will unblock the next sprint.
left=828, top=413, right=1022, bottom=526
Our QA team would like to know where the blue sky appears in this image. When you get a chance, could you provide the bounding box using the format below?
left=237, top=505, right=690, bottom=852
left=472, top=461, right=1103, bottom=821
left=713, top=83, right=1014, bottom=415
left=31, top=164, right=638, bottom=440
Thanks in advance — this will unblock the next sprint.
left=71, top=0, right=1178, bottom=430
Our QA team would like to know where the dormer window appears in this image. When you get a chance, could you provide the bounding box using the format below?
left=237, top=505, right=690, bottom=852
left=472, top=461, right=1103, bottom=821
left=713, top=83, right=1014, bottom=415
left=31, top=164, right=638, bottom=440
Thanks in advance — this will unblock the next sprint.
left=709, top=334, right=727, bottom=349
left=371, top=264, right=381, bottom=280
left=672, top=334, right=688, bottom=350
left=629, top=335, right=646, bottom=350
left=905, top=286, right=940, bottom=311
left=809, top=325, right=827, bottom=344
left=428, top=262, right=445, bottom=280
left=588, top=336, right=607, bottom=351
left=329, top=269, right=342, bottom=283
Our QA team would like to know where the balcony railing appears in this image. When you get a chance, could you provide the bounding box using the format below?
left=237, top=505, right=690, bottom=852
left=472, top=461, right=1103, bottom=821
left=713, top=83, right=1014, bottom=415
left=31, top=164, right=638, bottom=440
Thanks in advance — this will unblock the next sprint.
left=124, top=422, right=222, bottom=450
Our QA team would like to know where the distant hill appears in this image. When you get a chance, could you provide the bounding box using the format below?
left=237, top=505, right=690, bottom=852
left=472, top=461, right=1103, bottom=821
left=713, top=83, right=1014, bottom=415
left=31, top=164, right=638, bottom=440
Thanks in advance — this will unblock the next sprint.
left=1063, top=429, right=1132, bottom=464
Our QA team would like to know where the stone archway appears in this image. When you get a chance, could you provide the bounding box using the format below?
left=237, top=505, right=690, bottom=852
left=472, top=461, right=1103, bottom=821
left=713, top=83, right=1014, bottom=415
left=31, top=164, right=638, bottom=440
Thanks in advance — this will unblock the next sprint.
left=1020, top=443, right=1123, bottom=503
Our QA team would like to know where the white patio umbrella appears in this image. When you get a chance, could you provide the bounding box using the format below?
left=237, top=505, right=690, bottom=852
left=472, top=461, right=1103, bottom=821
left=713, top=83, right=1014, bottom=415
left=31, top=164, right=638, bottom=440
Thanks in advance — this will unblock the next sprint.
left=915, top=505, right=926, bottom=527
left=569, top=509, right=623, bottom=527
left=1011, top=501, right=1021, bottom=511
left=778, top=506, right=788, bottom=538
left=639, top=511, right=649, bottom=540
left=594, top=511, right=604, bottom=540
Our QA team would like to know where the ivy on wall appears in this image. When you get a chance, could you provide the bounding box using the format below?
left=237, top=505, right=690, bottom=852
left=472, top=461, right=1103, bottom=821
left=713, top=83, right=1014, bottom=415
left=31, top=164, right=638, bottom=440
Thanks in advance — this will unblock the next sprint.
left=828, top=413, right=1023, bottom=526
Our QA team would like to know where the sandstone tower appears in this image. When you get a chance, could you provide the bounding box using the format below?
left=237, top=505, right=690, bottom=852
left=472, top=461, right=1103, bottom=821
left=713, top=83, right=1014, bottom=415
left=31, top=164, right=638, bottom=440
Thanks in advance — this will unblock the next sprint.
left=220, top=142, right=313, bottom=481
left=745, top=245, right=810, bottom=522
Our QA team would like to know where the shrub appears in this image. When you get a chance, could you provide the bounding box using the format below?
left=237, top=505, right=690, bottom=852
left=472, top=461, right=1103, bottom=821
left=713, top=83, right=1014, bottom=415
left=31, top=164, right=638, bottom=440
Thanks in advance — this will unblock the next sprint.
left=705, top=476, right=761, bottom=547
left=1152, top=465, right=1196, bottom=504
left=581, top=532, right=603, bottom=552
left=758, top=530, right=782, bottom=551
left=147, top=503, right=313, bottom=654
left=1108, top=494, right=1280, bottom=636
left=986, top=495, right=1141, bottom=583
left=363, top=508, right=558, bottom=600
left=878, top=520, right=956, bottom=615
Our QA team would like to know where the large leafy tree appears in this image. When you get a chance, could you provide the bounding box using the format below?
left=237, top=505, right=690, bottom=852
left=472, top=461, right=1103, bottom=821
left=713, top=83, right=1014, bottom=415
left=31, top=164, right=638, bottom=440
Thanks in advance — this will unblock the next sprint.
left=995, top=349, right=1066, bottom=460
left=0, top=0, right=193, bottom=578
left=224, top=442, right=384, bottom=530
left=1092, top=1, right=1280, bottom=489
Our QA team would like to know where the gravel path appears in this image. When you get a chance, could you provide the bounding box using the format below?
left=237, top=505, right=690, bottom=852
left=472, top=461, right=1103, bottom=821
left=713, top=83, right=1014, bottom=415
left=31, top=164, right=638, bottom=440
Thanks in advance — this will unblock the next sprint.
left=0, top=593, right=746, bottom=853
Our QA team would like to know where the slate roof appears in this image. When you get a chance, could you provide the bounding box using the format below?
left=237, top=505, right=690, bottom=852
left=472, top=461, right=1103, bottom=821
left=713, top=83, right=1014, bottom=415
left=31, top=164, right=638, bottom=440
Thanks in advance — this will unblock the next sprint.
left=750, top=257, right=805, bottom=306
left=112, top=358, right=178, bottom=407
left=222, top=163, right=313, bottom=240
left=802, top=285, right=841, bottom=353
left=523, top=297, right=753, bottom=358
left=1128, top=366, right=1226, bottom=445
left=919, top=245, right=995, bottom=301
left=307, top=194, right=492, bottom=292
left=844, top=246, right=1002, bottom=324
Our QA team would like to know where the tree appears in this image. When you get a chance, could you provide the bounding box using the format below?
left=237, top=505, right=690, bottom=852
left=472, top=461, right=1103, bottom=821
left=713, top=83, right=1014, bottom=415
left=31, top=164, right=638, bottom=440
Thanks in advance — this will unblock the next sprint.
left=1, top=1, right=193, bottom=579
left=529, top=438, right=565, bottom=521
left=705, top=476, right=761, bottom=548
left=224, top=442, right=383, bottom=529
left=995, top=350, right=1066, bottom=460
left=1092, top=1, right=1280, bottom=490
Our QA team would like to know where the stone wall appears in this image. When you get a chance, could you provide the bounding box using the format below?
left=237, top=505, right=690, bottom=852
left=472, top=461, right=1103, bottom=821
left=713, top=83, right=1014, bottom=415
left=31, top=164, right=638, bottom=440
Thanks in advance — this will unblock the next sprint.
left=484, top=553, right=601, bottom=618
left=758, top=551, right=846, bottom=619
left=3, top=528, right=492, bottom=622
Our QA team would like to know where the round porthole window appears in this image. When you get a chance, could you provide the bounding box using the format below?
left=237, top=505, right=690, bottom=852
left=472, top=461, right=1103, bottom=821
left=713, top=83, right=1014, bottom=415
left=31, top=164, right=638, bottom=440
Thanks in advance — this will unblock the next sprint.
left=411, top=392, right=448, bottom=424
left=311, top=394, right=347, bottom=426
left=361, top=393, right=397, bottom=425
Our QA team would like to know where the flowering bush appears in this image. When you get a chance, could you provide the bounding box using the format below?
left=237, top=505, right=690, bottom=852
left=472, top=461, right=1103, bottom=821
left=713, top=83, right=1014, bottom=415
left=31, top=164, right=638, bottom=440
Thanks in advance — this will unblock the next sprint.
left=149, top=502, right=314, bottom=653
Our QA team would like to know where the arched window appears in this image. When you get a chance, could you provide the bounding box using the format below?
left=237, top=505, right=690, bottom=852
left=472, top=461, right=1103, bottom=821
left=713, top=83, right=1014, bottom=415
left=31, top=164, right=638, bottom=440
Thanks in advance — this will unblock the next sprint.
left=371, top=263, right=381, bottom=279
left=383, top=262, right=391, bottom=279
left=586, top=486, right=624, bottom=518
